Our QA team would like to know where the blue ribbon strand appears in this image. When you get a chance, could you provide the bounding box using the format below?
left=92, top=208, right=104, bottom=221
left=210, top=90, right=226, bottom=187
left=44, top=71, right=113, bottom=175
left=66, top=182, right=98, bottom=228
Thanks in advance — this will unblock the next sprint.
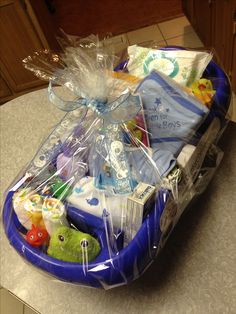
left=48, top=80, right=141, bottom=122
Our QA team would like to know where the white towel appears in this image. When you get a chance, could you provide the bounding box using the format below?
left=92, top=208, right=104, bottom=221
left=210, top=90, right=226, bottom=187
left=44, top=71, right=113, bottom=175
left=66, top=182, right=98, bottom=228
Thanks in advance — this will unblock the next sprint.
left=67, top=176, right=127, bottom=229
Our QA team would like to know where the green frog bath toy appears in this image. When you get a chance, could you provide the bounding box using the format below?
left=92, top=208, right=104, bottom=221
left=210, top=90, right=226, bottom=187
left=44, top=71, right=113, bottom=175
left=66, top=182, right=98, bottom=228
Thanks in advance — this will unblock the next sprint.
left=47, top=226, right=101, bottom=263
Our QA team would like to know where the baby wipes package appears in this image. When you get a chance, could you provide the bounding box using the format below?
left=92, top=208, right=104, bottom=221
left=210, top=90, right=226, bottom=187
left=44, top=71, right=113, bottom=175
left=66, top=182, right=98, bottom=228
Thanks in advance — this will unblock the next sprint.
left=127, top=45, right=213, bottom=86
left=2, top=33, right=231, bottom=289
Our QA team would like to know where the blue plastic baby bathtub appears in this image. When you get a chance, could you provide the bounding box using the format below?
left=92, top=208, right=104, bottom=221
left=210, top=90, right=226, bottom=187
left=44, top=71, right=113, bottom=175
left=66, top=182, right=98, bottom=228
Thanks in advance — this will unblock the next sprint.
left=2, top=51, right=231, bottom=288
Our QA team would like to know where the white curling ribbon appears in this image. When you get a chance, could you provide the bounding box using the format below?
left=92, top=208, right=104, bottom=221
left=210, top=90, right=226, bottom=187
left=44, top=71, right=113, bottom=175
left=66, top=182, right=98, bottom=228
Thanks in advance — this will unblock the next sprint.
left=42, top=198, right=68, bottom=235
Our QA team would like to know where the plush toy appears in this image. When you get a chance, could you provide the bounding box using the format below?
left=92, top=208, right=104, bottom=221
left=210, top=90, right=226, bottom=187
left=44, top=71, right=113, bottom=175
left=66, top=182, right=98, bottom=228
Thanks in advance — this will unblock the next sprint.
left=47, top=226, right=101, bottom=263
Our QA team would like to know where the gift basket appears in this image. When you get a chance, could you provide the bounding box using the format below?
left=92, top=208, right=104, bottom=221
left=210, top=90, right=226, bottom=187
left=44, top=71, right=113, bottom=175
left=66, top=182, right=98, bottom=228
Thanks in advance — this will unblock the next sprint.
left=2, top=34, right=232, bottom=289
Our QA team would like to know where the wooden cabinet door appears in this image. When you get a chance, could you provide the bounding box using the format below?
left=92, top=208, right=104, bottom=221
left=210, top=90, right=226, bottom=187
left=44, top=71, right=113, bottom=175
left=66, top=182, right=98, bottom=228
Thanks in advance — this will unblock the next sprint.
left=212, top=0, right=236, bottom=74
left=193, top=0, right=213, bottom=46
left=182, top=0, right=195, bottom=25
left=0, top=0, right=45, bottom=93
left=230, top=4, right=236, bottom=93
left=51, top=0, right=183, bottom=37
left=231, top=36, right=236, bottom=92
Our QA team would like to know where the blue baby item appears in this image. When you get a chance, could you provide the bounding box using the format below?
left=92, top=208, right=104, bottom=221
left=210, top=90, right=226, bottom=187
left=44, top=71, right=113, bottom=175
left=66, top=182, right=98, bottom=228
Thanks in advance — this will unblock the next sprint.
left=128, top=148, right=176, bottom=184
left=136, top=70, right=209, bottom=155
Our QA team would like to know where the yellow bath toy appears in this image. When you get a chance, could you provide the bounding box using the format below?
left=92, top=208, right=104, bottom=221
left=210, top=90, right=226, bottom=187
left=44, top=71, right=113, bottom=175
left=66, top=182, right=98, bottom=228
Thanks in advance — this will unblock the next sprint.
left=24, top=194, right=45, bottom=229
left=190, top=78, right=216, bottom=108
left=125, top=119, right=143, bottom=143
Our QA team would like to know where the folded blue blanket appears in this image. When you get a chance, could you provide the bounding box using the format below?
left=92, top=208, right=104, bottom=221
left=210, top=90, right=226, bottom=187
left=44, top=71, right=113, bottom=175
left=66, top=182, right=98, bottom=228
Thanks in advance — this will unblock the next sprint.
left=128, top=148, right=176, bottom=185
left=136, top=71, right=209, bottom=155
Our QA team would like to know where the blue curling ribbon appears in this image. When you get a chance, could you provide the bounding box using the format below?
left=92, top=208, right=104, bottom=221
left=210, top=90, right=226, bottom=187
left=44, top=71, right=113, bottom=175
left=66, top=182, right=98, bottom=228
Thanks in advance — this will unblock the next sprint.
left=48, top=80, right=142, bottom=194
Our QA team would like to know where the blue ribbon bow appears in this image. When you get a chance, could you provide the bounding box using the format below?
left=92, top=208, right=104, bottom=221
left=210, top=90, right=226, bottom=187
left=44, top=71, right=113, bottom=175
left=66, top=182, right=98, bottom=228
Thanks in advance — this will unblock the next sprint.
left=48, top=80, right=141, bottom=123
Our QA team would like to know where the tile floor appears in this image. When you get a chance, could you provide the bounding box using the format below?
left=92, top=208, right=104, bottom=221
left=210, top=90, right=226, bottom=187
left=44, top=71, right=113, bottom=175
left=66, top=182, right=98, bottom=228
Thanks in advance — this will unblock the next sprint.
left=0, top=287, right=38, bottom=314
left=102, top=15, right=204, bottom=52
left=3, top=15, right=236, bottom=314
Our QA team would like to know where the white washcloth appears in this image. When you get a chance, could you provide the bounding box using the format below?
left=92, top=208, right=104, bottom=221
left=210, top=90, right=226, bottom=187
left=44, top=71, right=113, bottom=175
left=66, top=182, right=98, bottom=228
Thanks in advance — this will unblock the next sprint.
left=67, top=176, right=127, bottom=229
left=177, top=144, right=196, bottom=168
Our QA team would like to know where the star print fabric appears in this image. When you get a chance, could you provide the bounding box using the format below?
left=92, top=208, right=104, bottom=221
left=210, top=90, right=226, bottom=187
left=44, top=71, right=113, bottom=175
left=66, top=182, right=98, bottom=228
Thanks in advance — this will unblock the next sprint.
left=136, top=70, right=209, bottom=155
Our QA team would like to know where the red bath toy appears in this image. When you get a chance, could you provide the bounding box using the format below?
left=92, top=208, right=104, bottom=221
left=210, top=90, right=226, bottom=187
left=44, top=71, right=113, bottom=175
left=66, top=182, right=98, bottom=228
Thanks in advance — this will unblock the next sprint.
left=26, top=224, right=49, bottom=247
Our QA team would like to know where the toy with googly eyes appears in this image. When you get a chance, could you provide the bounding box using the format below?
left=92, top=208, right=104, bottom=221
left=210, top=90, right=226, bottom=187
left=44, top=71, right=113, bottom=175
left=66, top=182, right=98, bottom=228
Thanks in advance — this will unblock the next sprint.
left=26, top=224, right=49, bottom=247
left=47, top=226, right=101, bottom=263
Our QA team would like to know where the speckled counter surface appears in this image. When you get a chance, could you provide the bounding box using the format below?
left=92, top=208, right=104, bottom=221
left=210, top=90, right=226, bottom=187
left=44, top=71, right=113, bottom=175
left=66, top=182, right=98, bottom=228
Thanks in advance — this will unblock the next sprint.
left=0, top=88, right=236, bottom=314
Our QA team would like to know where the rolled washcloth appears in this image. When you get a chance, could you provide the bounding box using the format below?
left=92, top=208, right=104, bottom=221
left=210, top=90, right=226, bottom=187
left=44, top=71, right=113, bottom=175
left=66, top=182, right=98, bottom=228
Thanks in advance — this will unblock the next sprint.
left=136, top=70, right=209, bottom=155
left=177, top=144, right=196, bottom=168
left=42, top=198, right=69, bottom=235
left=13, top=188, right=45, bottom=230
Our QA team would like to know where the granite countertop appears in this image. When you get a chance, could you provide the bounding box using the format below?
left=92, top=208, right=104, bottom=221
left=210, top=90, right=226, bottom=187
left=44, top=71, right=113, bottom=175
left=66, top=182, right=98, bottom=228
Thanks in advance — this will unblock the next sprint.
left=0, top=88, right=236, bottom=314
